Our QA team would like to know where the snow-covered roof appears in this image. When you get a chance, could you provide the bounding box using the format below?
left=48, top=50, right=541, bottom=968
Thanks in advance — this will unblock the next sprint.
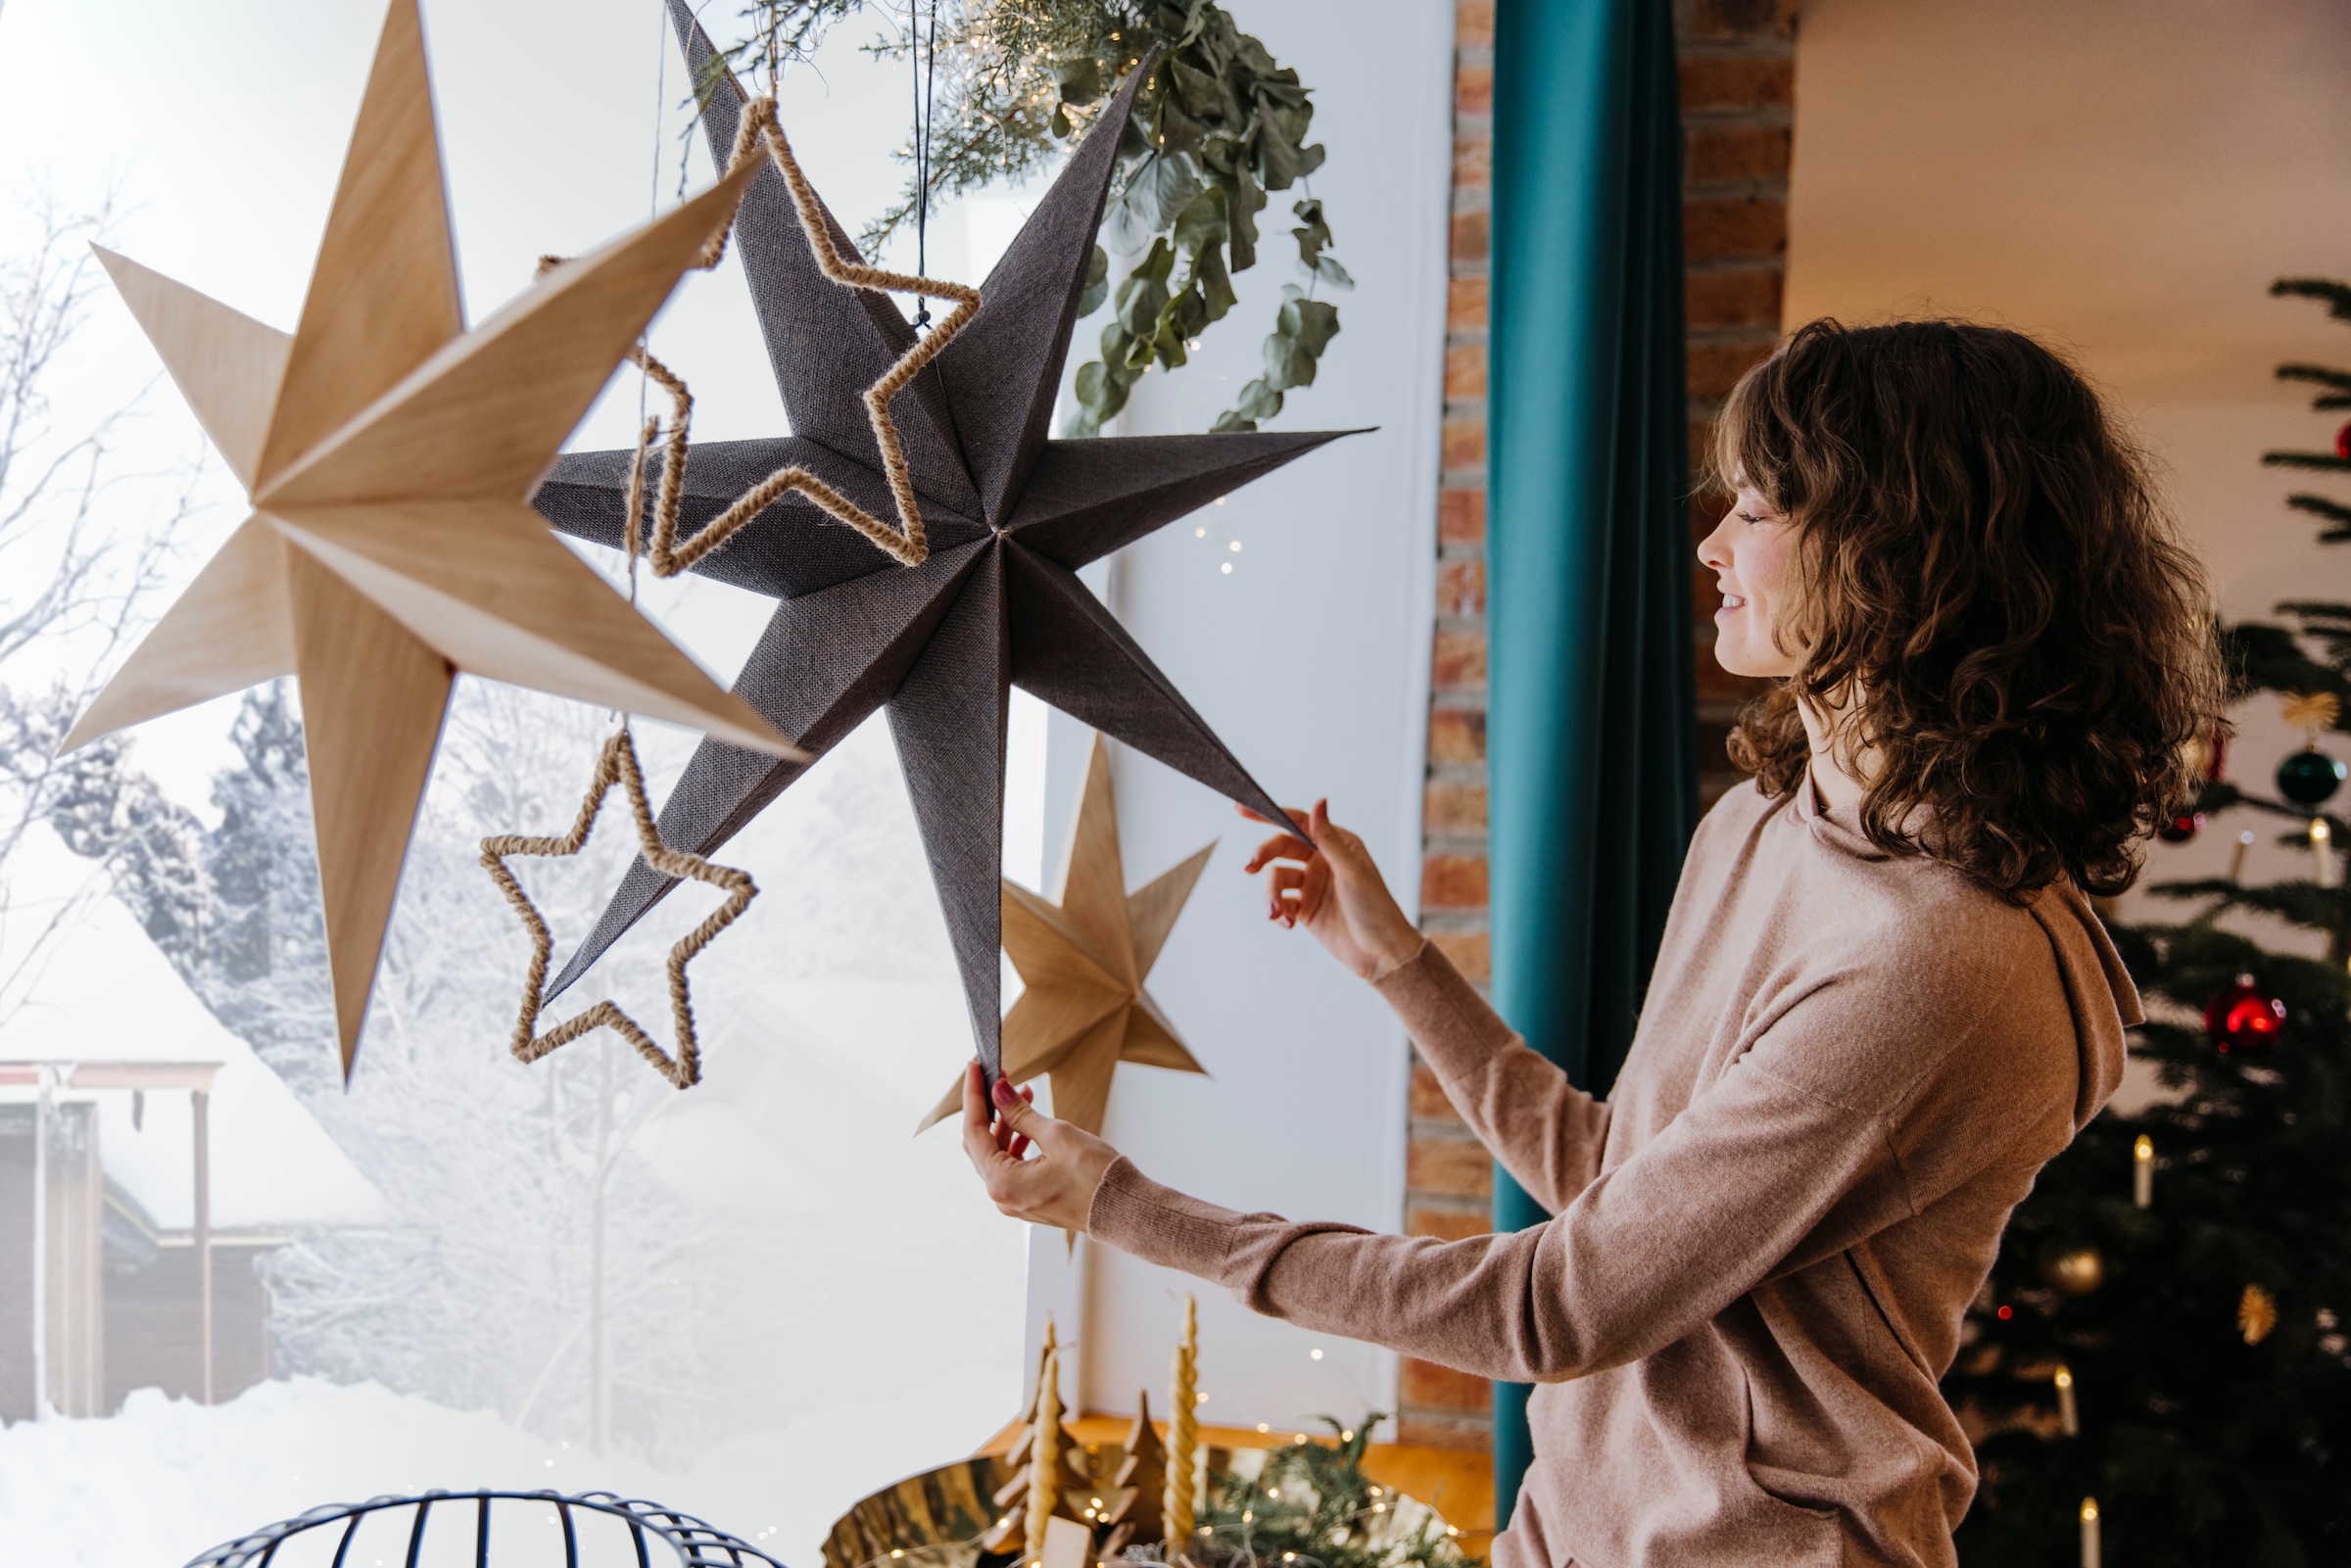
left=0, top=823, right=381, bottom=1231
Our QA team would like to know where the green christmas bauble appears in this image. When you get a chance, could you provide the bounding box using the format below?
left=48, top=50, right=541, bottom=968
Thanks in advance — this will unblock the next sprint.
left=2278, top=745, right=2345, bottom=806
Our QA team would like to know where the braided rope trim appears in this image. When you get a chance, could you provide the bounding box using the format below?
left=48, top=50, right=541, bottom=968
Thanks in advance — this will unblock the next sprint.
left=479, top=728, right=756, bottom=1089
left=539, top=90, right=979, bottom=576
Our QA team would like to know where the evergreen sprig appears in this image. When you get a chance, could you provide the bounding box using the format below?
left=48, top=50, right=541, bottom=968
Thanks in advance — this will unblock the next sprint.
left=1193, top=1416, right=1478, bottom=1568
left=713, top=0, right=1345, bottom=436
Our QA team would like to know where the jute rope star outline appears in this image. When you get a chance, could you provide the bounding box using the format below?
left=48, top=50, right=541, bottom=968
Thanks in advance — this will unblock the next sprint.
left=479, top=727, right=756, bottom=1089
left=489, top=100, right=971, bottom=1083
left=547, top=95, right=981, bottom=577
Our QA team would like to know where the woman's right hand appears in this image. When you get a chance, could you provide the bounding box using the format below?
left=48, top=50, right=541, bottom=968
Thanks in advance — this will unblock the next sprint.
left=1241, top=799, right=1425, bottom=980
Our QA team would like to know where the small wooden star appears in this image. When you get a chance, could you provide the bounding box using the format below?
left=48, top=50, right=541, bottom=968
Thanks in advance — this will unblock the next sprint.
left=480, top=728, right=755, bottom=1089
left=921, top=735, right=1211, bottom=1138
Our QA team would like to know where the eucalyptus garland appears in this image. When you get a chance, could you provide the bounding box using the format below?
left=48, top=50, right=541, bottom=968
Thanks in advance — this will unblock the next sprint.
left=714, top=0, right=1347, bottom=435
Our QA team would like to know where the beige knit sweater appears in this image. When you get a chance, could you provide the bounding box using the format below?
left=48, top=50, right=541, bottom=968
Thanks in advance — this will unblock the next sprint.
left=1088, top=780, right=2135, bottom=1568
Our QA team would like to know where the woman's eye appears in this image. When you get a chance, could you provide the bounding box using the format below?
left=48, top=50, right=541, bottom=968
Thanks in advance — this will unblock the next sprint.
left=1736, top=510, right=1771, bottom=525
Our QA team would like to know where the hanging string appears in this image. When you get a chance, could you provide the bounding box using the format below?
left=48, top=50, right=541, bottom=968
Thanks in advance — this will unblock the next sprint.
left=910, top=0, right=938, bottom=328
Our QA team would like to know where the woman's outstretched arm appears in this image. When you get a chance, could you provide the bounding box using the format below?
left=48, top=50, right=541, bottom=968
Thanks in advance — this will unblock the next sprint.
left=963, top=941, right=2072, bottom=1385
left=1242, top=801, right=1608, bottom=1212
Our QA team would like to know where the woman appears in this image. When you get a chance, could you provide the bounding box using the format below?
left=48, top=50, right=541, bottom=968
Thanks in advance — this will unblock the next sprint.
left=958, top=319, right=2223, bottom=1568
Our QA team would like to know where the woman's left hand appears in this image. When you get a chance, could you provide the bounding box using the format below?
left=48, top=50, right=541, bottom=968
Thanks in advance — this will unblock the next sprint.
left=961, top=1063, right=1121, bottom=1233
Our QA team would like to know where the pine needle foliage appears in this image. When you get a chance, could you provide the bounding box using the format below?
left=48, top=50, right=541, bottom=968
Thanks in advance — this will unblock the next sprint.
left=1943, top=283, right=2351, bottom=1565
left=711, top=0, right=1347, bottom=436
left=1191, top=1416, right=1479, bottom=1568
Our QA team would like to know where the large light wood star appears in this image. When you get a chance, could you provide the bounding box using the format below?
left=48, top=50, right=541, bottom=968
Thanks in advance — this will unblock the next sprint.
left=60, top=0, right=796, bottom=1078
left=920, top=736, right=1210, bottom=1139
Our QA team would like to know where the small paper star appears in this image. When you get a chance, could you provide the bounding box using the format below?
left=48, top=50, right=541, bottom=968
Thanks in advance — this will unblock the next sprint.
left=480, top=728, right=755, bottom=1090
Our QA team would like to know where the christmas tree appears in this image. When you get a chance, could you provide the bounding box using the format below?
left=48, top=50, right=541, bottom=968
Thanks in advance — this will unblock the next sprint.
left=1945, top=279, right=2351, bottom=1566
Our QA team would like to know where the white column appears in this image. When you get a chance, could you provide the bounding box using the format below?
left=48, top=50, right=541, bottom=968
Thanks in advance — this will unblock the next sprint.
left=193, top=1087, right=213, bottom=1404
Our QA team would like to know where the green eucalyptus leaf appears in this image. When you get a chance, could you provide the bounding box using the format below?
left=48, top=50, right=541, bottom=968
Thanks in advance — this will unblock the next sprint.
left=1173, top=187, right=1229, bottom=257
left=1171, top=58, right=1226, bottom=118
left=1075, top=358, right=1116, bottom=412
left=1154, top=92, right=1206, bottom=155
left=1108, top=154, right=1202, bottom=255
left=1050, top=104, right=1073, bottom=140
left=1257, top=106, right=1303, bottom=190
left=1235, top=378, right=1285, bottom=419
left=1293, top=197, right=1332, bottom=267
left=1314, top=254, right=1355, bottom=290
left=1198, top=132, right=1245, bottom=177
left=1227, top=170, right=1266, bottom=271
left=1264, top=332, right=1315, bottom=391
left=1166, top=278, right=1210, bottom=343
left=1121, top=270, right=1171, bottom=340
left=1209, top=408, right=1258, bottom=434
left=1053, top=57, right=1104, bottom=107
left=1078, top=244, right=1111, bottom=316
left=1154, top=313, right=1190, bottom=367
left=1297, top=142, right=1327, bottom=178
left=1197, top=244, right=1237, bottom=322
left=1233, top=35, right=1282, bottom=77
left=1118, top=112, right=1153, bottom=162
left=1293, top=297, right=1342, bottom=356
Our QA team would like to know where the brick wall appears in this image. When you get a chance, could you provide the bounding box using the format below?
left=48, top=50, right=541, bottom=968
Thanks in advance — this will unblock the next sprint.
left=1397, top=0, right=1795, bottom=1459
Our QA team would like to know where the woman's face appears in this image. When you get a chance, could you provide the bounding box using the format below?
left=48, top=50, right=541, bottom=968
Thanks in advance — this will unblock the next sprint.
left=1697, top=477, right=1803, bottom=679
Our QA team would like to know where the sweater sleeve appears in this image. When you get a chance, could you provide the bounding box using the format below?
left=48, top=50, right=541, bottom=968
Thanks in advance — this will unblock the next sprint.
left=1089, top=980, right=1941, bottom=1384
left=1371, top=941, right=1610, bottom=1213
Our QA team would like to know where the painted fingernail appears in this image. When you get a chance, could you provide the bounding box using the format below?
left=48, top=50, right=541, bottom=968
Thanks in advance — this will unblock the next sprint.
left=992, top=1078, right=1018, bottom=1109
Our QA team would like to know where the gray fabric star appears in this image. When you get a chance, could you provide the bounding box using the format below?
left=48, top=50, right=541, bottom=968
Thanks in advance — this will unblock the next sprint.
left=532, top=6, right=1357, bottom=1078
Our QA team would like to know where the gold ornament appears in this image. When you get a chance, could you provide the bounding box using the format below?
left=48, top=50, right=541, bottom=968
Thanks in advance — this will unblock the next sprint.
left=2282, top=690, right=2341, bottom=736
left=2239, top=1283, right=2279, bottom=1345
left=479, top=728, right=755, bottom=1089
left=58, top=0, right=794, bottom=1077
left=2041, top=1244, right=2105, bottom=1297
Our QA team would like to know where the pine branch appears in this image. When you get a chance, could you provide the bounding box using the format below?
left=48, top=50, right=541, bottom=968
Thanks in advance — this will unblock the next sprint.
left=2285, top=493, right=2351, bottom=543
left=2260, top=450, right=2351, bottom=472
left=2276, top=363, right=2351, bottom=410
left=2272, top=275, right=2351, bottom=321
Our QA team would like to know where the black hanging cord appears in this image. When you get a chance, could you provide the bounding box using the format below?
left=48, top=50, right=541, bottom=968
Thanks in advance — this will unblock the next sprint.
left=911, top=0, right=938, bottom=327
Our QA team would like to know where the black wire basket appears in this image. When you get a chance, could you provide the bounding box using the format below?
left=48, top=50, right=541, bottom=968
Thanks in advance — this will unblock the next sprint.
left=180, top=1489, right=790, bottom=1568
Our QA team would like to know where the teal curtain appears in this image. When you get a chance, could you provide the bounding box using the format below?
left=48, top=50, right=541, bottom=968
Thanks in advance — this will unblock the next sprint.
left=1486, top=0, right=1697, bottom=1528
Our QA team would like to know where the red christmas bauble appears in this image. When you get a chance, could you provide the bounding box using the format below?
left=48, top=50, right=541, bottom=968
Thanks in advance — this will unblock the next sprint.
left=2157, top=810, right=2203, bottom=843
left=2204, top=973, right=2285, bottom=1053
left=2336, top=420, right=2351, bottom=461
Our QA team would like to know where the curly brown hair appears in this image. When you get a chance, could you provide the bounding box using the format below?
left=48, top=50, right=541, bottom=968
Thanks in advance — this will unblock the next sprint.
left=1716, top=318, right=2224, bottom=899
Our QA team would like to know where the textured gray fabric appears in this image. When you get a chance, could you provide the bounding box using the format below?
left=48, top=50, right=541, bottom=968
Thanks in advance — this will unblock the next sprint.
left=534, top=436, right=985, bottom=600
left=931, top=53, right=1148, bottom=525
left=1004, top=429, right=1358, bottom=569
left=530, top=14, right=1358, bottom=1077
left=667, top=0, right=978, bottom=518
left=887, top=547, right=1010, bottom=1065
